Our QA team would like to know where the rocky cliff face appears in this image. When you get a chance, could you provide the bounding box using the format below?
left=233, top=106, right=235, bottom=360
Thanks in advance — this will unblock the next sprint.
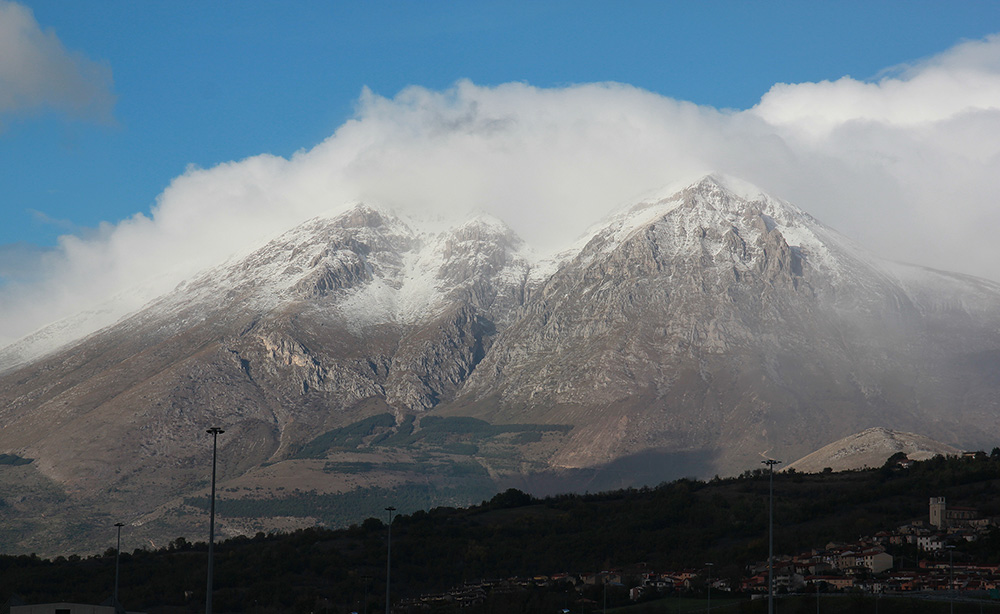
left=449, top=176, right=1000, bottom=474
left=2, top=175, right=1000, bottom=554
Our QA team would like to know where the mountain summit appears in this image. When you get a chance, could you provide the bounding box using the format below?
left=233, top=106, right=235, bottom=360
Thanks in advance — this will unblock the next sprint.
left=450, top=175, right=1000, bottom=472
left=2, top=175, right=999, bottom=554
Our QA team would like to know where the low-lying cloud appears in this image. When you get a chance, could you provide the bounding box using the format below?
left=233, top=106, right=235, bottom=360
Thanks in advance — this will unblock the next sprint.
left=2, top=34, right=999, bottom=355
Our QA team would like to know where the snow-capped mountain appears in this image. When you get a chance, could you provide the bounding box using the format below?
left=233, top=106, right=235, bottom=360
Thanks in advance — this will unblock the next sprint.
left=449, top=175, right=1000, bottom=473
left=2, top=174, right=999, bottom=555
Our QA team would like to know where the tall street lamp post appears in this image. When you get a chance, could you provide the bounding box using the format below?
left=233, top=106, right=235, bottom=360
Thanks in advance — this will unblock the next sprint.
left=206, top=427, right=225, bottom=614
left=705, top=562, right=713, bottom=614
left=762, top=458, right=781, bottom=614
left=385, top=506, right=396, bottom=614
left=947, top=544, right=955, bottom=614
left=113, top=522, right=124, bottom=610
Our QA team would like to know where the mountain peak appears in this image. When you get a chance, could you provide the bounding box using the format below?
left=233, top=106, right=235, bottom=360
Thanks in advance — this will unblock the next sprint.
left=563, top=172, right=833, bottom=282
left=691, top=173, right=769, bottom=200
left=333, top=201, right=399, bottom=229
left=621, top=172, right=770, bottom=210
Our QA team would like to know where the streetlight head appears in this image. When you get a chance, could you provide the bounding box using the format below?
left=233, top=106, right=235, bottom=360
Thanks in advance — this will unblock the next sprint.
left=385, top=506, right=396, bottom=512
left=114, top=522, right=125, bottom=528
left=206, top=427, right=225, bottom=435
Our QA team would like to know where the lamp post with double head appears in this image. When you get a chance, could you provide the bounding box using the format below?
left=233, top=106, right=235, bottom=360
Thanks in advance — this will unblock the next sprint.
left=762, top=459, right=781, bottom=614
left=206, top=427, right=225, bottom=614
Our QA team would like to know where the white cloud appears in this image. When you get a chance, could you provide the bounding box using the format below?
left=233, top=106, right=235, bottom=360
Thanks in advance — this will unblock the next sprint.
left=2, top=34, right=1000, bottom=355
left=0, top=1, right=115, bottom=121
left=748, top=33, right=1000, bottom=279
left=753, top=34, right=1000, bottom=135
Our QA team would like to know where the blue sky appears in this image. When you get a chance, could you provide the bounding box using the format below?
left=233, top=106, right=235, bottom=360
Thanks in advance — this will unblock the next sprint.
left=2, top=0, right=1000, bottom=352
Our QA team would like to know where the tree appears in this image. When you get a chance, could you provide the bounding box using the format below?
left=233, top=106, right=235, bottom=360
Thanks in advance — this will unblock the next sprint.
left=488, top=488, right=533, bottom=509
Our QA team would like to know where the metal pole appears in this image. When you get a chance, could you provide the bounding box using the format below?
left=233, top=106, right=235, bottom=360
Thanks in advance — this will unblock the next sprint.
left=385, top=506, right=396, bottom=614
left=705, top=562, right=713, bottom=613
left=114, top=522, right=124, bottom=610
left=206, top=427, right=225, bottom=614
left=949, top=545, right=955, bottom=614
left=362, top=575, right=372, bottom=614
left=762, top=459, right=781, bottom=614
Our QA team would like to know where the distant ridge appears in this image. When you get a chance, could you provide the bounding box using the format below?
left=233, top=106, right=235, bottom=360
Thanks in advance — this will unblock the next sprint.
left=785, top=427, right=962, bottom=473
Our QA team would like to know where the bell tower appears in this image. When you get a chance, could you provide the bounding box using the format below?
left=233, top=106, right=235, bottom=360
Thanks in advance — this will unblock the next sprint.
left=929, top=496, right=947, bottom=528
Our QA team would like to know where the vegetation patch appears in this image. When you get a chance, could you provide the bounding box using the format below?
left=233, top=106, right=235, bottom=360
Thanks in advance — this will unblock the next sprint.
left=294, top=413, right=397, bottom=458
left=415, top=416, right=572, bottom=439
left=0, top=454, right=33, bottom=466
left=296, top=413, right=571, bottom=461
left=320, top=461, right=376, bottom=474
left=183, top=480, right=497, bottom=527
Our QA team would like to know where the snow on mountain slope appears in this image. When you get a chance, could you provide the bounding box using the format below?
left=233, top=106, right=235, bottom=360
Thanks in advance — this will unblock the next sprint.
left=556, top=174, right=855, bottom=291
left=449, top=175, right=1000, bottom=473
left=0, top=204, right=538, bottom=370
left=336, top=211, right=532, bottom=329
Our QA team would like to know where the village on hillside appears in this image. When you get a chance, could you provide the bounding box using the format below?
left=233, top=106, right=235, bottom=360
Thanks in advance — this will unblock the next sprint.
left=399, top=492, right=1000, bottom=610
left=739, top=494, right=998, bottom=596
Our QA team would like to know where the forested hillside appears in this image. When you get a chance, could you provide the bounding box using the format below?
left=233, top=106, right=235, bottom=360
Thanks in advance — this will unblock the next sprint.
left=4, top=453, right=1000, bottom=613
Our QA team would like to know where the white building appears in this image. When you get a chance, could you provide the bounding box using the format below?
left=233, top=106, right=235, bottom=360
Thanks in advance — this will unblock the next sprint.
left=859, top=549, right=894, bottom=574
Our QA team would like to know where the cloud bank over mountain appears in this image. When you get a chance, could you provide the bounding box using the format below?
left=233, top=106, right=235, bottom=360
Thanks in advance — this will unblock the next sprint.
left=1, top=34, right=999, bottom=350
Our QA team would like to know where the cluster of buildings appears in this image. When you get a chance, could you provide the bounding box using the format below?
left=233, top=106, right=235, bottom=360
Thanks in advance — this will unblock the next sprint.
left=397, top=568, right=724, bottom=610
left=742, top=550, right=1000, bottom=596
left=741, top=542, right=894, bottom=594
left=402, top=495, right=1000, bottom=609
left=742, top=496, right=1000, bottom=597
left=885, top=496, right=992, bottom=551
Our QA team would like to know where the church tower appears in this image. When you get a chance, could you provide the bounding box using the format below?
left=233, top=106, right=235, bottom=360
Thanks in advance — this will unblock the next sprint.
left=930, top=496, right=947, bottom=528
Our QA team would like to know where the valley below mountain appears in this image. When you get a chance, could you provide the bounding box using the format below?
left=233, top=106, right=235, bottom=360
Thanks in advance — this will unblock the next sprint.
left=2, top=175, right=999, bottom=556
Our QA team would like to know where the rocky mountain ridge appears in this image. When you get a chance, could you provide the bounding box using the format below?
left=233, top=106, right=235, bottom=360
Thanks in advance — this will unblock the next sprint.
left=2, top=174, right=999, bottom=555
